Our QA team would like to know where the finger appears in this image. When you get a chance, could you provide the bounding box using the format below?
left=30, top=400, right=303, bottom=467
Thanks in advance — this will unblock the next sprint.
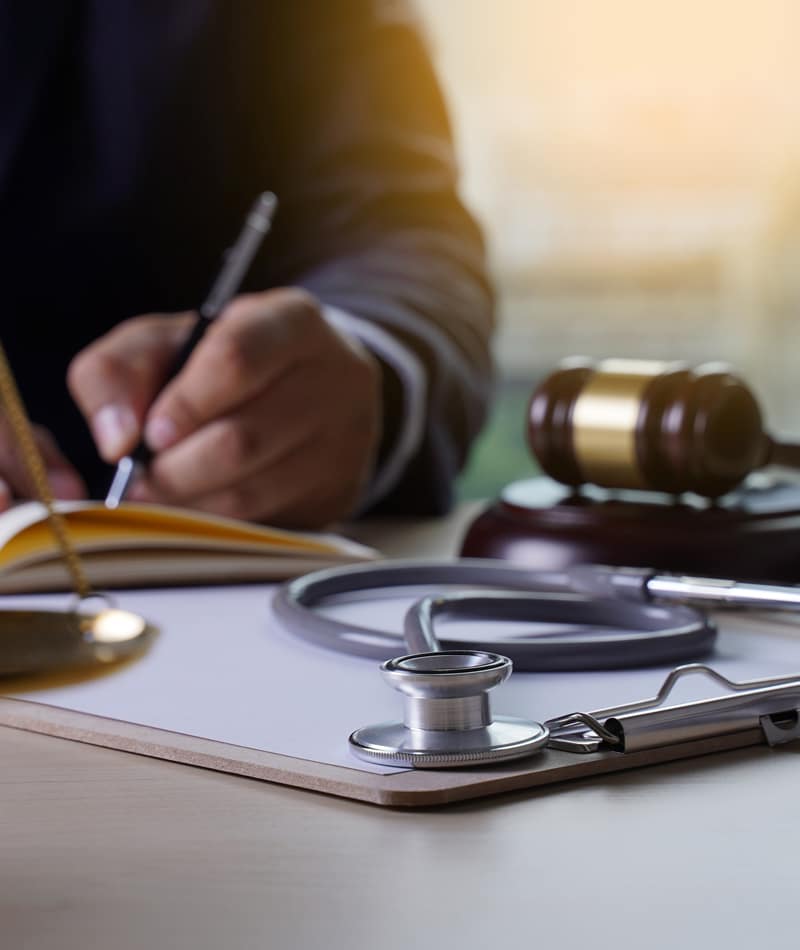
left=139, top=434, right=362, bottom=528
left=143, top=289, right=329, bottom=454
left=37, top=427, right=88, bottom=500
left=67, top=312, right=195, bottom=461
left=0, top=477, right=12, bottom=512
left=138, top=364, right=325, bottom=500
left=0, top=422, right=86, bottom=501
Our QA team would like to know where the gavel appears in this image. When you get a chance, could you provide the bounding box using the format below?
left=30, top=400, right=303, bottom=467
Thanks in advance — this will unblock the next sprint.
left=528, top=358, right=800, bottom=498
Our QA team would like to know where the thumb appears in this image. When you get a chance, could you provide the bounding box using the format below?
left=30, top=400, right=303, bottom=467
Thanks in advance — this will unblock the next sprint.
left=67, top=313, right=194, bottom=462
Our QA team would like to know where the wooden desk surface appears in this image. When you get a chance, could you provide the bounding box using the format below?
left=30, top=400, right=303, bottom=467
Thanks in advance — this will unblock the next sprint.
left=3, top=505, right=798, bottom=949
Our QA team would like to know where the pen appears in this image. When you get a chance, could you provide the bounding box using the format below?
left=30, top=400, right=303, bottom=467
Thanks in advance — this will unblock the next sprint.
left=104, top=191, right=278, bottom=509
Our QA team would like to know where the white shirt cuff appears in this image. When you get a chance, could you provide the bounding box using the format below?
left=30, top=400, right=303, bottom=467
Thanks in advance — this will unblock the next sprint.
left=322, top=305, right=427, bottom=511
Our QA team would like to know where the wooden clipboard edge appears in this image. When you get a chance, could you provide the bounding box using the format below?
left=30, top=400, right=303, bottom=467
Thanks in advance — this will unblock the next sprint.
left=0, top=695, right=770, bottom=807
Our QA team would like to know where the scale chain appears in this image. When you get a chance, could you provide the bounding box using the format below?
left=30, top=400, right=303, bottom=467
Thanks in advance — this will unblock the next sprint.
left=0, top=339, right=92, bottom=599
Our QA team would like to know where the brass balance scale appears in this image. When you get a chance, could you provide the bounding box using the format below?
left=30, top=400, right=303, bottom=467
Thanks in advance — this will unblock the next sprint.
left=0, top=341, right=154, bottom=677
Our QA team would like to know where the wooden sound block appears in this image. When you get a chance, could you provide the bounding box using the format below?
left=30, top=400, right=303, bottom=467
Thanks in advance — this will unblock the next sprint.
left=460, top=475, right=800, bottom=582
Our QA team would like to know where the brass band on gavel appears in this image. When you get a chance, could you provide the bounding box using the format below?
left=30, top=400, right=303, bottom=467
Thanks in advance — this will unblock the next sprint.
left=527, top=358, right=796, bottom=498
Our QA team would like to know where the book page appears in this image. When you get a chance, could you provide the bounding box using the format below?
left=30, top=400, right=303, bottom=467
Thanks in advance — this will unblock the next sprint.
left=0, top=501, right=377, bottom=570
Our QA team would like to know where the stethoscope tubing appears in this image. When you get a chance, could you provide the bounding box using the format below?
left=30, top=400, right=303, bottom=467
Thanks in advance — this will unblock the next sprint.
left=272, top=560, right=717, bottom=671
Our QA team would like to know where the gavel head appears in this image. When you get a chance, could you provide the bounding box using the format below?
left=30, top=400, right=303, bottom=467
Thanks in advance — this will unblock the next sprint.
left=528, top=358, right=769, bottom=497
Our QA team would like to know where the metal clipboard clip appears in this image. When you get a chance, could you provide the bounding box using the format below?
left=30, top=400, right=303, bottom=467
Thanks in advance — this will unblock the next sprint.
left=546, top=664, right=800, bottom=754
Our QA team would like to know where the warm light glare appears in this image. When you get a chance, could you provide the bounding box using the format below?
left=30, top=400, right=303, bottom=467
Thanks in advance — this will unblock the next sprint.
left=418, top=1, right=800, bottom=431
left=89, top=608, right=147, bottom=644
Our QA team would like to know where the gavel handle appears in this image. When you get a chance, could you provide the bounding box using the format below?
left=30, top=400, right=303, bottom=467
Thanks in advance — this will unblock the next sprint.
left=766, top=439, right=800, bottom=470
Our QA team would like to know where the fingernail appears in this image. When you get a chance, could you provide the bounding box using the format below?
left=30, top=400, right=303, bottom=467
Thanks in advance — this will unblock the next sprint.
left=145, top=415, right=178, bottom=452
left=92, top=404, right=138, bottom=460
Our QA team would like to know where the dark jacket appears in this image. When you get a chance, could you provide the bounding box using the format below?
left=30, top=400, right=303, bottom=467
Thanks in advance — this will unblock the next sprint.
left=0, top=0, right=494, bottom=513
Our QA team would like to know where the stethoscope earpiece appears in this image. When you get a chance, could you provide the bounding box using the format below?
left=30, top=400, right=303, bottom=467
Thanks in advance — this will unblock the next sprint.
left=348, top=650, right=549, bottom=768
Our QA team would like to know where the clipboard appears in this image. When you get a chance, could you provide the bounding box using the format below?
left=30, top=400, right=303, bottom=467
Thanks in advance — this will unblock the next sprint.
left=2, top=585, right=799, bottom=807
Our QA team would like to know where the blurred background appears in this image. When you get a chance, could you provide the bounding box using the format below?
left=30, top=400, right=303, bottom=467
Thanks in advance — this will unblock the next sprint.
left=414, top=0, right=800, bottom=498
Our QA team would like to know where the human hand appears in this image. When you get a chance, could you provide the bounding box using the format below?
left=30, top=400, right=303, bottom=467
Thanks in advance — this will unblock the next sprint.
left=67, top=288, right=382, bottom=527
left=0, top=419, right=86, bottom=512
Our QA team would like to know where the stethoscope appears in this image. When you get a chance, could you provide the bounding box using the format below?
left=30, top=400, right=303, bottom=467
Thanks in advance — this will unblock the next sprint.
left=272, top=559, right=800, bottom=768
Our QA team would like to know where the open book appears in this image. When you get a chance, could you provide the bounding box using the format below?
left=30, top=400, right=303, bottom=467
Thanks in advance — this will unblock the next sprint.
left=0, top=501, right=379, bottom=593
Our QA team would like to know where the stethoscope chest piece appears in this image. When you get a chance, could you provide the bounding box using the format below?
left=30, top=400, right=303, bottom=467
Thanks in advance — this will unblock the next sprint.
left=349, top=650, right=550, bottom=769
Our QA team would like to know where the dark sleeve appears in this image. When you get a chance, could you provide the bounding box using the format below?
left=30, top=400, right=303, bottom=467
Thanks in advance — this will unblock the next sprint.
left=247, top=0, right=495, bottom=515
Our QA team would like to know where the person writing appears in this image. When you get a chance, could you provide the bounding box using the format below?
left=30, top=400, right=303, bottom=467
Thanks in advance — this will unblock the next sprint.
left=1, top=0, right=493, bottom=527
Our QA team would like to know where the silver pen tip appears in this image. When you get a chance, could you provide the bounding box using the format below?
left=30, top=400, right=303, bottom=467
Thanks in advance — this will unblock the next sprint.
left=104, top=456, right=137, bottom=509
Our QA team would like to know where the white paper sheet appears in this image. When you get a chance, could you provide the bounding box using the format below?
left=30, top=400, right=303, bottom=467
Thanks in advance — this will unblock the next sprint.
left=5, top=584, right=800, bottom=774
